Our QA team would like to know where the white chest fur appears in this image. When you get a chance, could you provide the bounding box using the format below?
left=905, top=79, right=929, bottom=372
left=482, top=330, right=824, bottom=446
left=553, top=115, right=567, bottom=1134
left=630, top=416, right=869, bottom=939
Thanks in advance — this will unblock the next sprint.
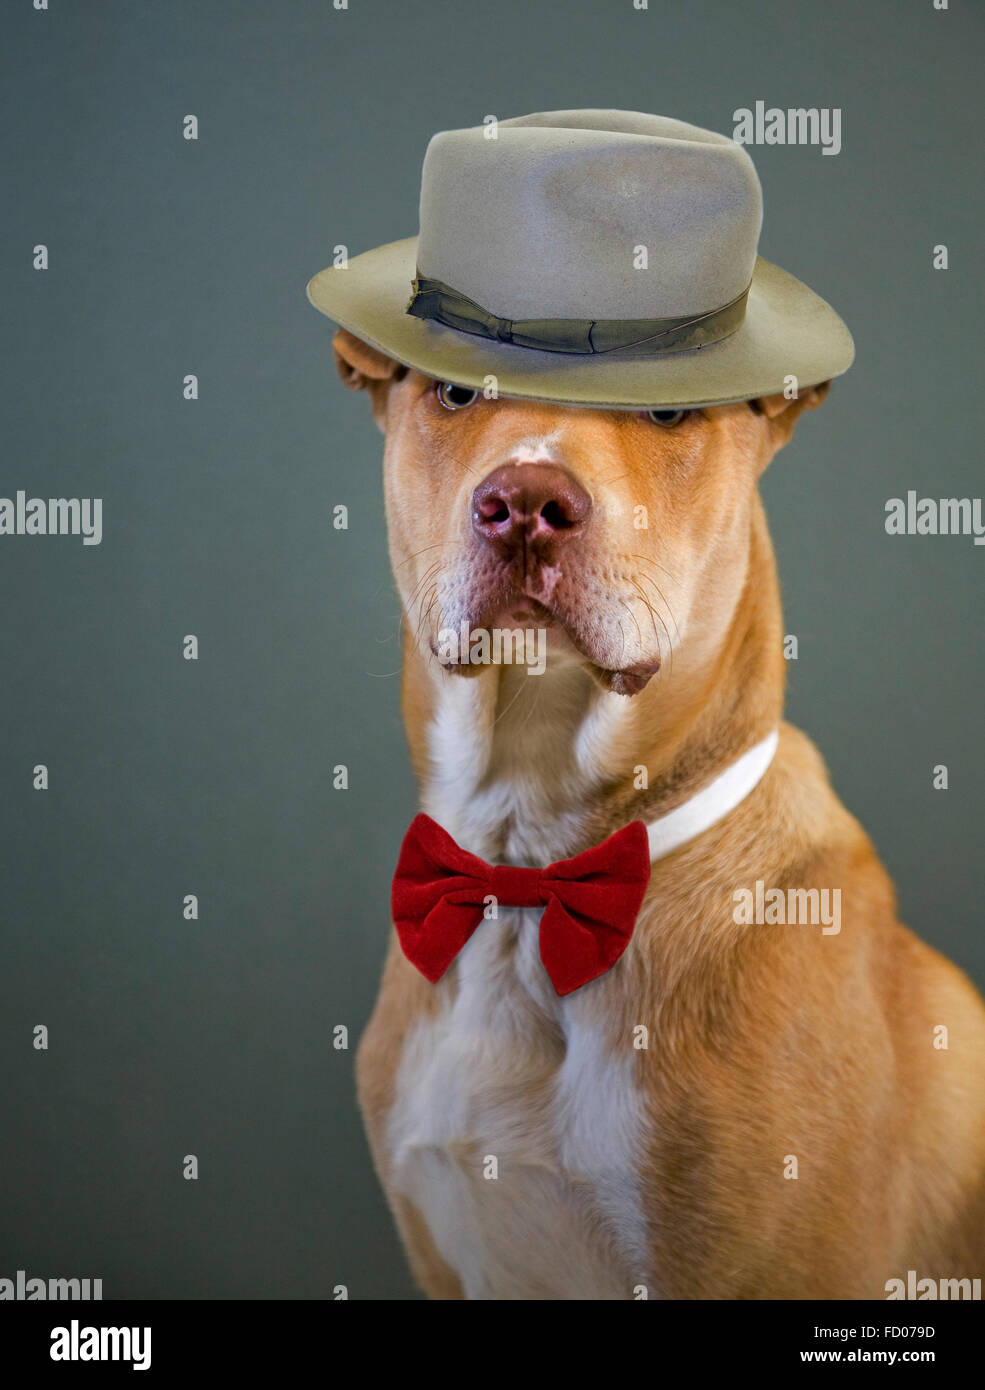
left=386, top=666, right=651, bottom=1300
left=386, top=911, right=650, bottom=1299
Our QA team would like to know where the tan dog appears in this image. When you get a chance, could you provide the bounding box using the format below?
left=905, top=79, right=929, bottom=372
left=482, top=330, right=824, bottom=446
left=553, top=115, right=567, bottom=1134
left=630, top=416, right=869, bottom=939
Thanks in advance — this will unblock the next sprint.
left=335, top=327, right=985, bottom=1300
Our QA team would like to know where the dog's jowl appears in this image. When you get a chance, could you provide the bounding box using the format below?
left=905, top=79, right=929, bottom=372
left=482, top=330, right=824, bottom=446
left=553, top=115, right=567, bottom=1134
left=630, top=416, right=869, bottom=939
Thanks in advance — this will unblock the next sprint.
left=307, top=110, right=985, bottom=1300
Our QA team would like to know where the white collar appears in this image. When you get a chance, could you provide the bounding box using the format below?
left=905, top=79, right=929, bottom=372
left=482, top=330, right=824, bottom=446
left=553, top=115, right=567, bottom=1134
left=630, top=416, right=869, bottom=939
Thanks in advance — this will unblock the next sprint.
left=645, top=729, right=779, bottom=862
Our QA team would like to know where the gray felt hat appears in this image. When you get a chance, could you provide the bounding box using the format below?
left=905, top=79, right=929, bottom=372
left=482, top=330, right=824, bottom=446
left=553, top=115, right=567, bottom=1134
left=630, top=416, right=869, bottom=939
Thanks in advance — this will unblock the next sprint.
left=306, top=109, right=854, bottom=410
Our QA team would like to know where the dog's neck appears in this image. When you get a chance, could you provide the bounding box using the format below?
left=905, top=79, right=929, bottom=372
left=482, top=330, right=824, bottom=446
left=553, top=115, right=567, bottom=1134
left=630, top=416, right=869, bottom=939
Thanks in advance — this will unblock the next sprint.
left=402, top=501, right=784, bottom=866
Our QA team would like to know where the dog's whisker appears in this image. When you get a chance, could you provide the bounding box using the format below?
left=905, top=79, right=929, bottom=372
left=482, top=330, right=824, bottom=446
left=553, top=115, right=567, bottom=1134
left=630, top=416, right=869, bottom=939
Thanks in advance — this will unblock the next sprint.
left=409, top=566, right=441, bottom=641
left=414, top=580, right=436, bottom=629
left=634, top=581, right=675, bottom=677
left=491, top=670, right=534, bottom=729
left=407, top=559, right=444, bottom=610
left=631, top=560, right=682, bottom=649
left=633, top=572, right=676, bottom=647
left=630, top=551, right=678, bottom=586
left=394, top=541, right=451, bottom=572
left=417, top=584, right=441, bottom=646
left=630, top=579, right=661, bottom=650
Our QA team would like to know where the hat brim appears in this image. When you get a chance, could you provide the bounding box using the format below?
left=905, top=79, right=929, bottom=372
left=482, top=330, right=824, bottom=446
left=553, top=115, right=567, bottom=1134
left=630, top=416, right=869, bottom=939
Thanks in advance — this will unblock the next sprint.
left=306, top=237, right=853, bottom=410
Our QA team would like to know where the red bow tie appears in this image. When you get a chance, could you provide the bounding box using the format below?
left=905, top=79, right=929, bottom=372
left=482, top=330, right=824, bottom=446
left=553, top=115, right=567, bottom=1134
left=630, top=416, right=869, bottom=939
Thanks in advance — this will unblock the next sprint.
left=391, top=814, right=651, bottom=997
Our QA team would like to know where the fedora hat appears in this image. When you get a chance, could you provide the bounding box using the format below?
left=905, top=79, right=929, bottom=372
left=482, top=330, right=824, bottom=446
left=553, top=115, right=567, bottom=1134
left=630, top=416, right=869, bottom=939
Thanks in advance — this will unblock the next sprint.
left=306, top=109, right=853, bottom=410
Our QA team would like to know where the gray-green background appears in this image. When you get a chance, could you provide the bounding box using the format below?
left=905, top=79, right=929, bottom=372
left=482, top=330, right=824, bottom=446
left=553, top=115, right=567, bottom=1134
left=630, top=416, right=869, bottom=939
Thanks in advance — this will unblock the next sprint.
left=1, top=0, right=981, bottom=1300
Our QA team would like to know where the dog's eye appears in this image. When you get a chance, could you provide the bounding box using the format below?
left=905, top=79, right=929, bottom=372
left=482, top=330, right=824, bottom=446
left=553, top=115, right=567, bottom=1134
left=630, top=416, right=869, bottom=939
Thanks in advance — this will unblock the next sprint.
left=437, top=382, right=479, bottom=411
left=645, top=408, right=689, bottom=428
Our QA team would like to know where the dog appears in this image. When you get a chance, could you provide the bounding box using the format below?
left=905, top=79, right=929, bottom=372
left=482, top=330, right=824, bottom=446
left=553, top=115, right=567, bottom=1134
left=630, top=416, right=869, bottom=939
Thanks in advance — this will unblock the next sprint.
left=311, top=111, right=985, bottom=1300
left=334, top=332, right=985, bottom=1299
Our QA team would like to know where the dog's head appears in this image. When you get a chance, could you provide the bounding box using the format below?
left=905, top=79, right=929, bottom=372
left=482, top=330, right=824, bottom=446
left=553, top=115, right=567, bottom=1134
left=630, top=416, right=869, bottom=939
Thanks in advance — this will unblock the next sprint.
left=334, top=329, right=828, bottom=697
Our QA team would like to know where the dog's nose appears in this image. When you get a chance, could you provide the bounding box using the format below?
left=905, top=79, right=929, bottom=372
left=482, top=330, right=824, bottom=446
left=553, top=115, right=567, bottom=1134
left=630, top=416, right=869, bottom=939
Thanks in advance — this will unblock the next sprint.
left=471, top=464, right=591, bottom=557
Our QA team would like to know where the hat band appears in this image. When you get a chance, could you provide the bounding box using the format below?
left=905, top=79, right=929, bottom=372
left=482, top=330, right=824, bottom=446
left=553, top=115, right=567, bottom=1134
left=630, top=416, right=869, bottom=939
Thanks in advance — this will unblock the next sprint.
left=405, top=273, right=751, bottom=357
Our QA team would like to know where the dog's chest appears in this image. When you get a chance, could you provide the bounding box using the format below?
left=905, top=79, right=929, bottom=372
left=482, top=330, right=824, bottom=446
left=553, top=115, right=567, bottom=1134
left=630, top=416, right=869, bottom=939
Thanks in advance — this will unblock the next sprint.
left=385, top=909, right=650, bottom=1300
left=387, top=671, right=651, bottom=1297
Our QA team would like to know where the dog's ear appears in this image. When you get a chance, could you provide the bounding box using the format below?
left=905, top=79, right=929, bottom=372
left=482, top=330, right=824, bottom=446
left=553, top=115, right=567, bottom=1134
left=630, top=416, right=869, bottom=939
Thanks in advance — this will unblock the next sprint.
left=333, top=329, right=400, bottom=389
left=333, top=329, right=404, bottom=431
left=751, top=380, right=831, bottom=465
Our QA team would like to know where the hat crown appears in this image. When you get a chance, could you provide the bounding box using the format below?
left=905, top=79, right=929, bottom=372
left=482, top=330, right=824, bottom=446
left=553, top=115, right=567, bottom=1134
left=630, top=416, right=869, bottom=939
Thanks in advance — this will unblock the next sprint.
left=416, top=109, right=763, bottom=322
